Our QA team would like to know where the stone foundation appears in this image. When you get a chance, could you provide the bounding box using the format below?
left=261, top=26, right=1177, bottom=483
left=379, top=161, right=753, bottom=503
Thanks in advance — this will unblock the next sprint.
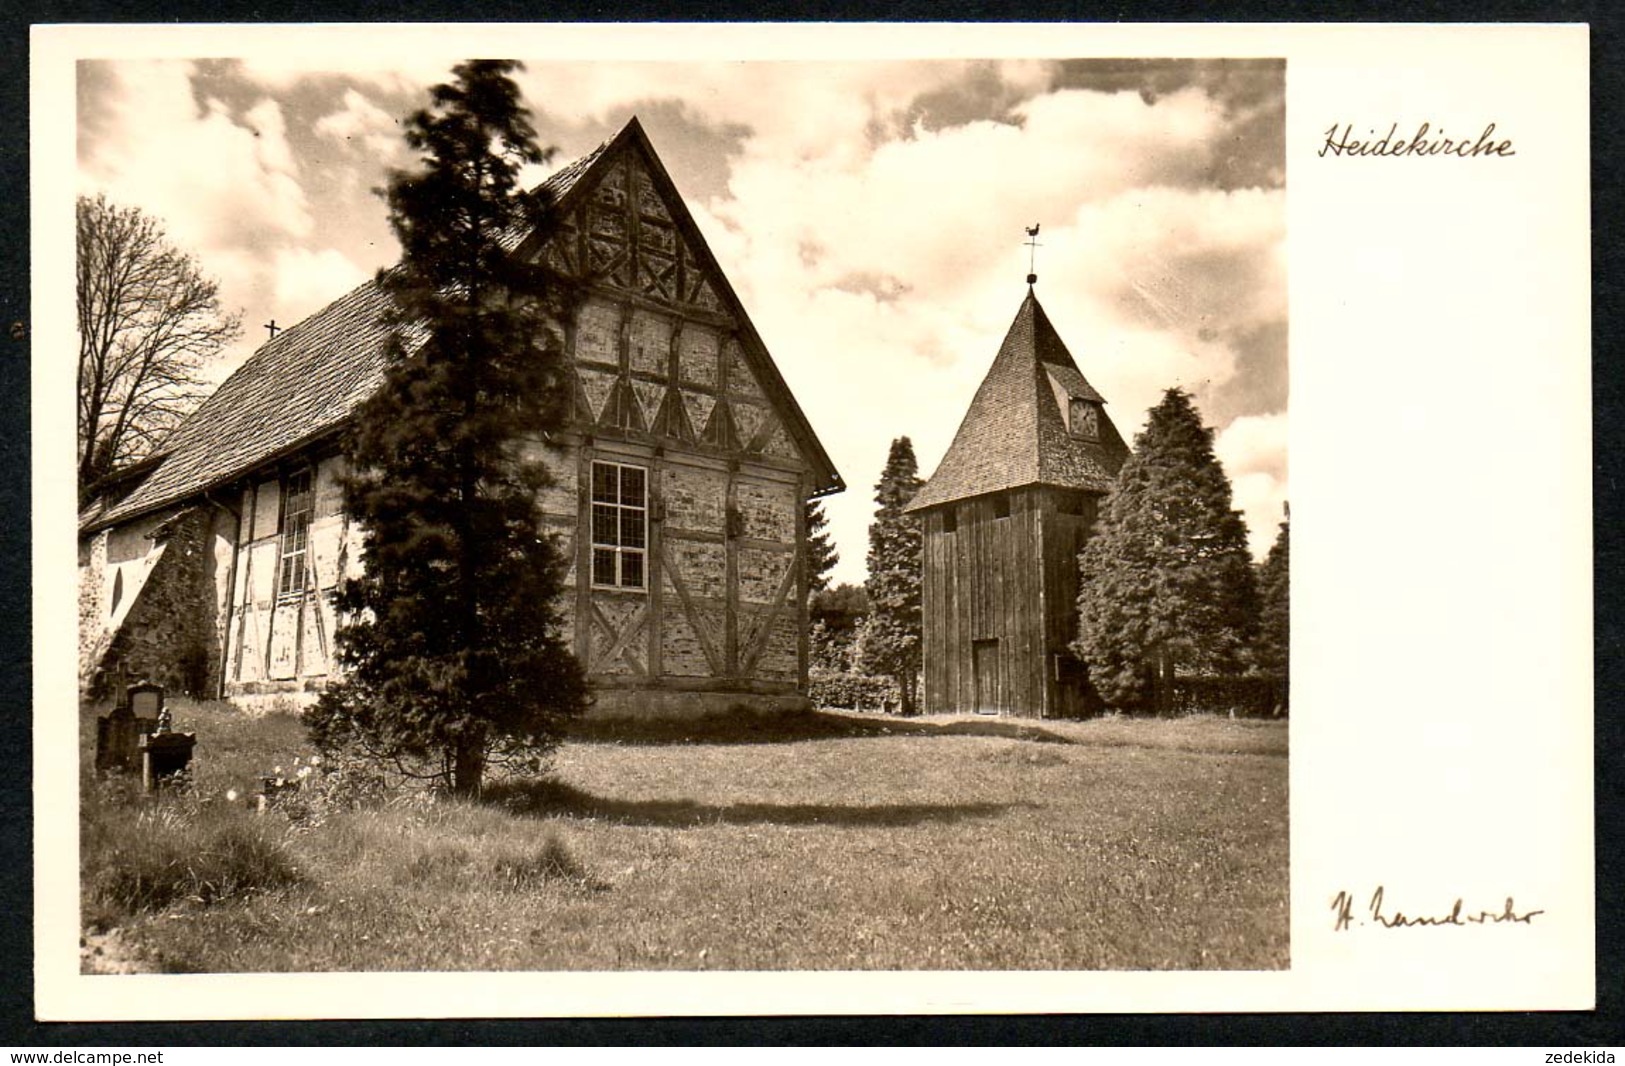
left=226, top=679, right=812, bottom=723
left=226, top=680, right=327, bottom=718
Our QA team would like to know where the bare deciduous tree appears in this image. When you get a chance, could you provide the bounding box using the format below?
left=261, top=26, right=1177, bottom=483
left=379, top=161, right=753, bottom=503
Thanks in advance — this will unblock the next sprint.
left=77, top=194, right=240, bottom=499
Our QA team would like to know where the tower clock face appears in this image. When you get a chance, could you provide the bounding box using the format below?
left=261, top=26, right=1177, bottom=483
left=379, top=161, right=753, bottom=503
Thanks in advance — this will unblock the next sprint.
left=1070, top=398, right=1100, bottom=440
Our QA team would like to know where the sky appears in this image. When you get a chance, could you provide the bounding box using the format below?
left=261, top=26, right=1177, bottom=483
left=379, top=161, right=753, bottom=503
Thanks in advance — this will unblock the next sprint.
left=77, top=55, right=1287, bottom=588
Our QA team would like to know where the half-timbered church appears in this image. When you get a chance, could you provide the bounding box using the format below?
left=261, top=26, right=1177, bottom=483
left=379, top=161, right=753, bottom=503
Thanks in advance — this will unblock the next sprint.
left=78, top=118, right=843, bottom=717
left=906, top=283, right=1129, bottom=718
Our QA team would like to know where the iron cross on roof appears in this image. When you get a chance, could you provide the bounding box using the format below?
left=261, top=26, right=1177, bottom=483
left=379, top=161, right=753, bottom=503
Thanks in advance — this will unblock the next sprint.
left=264, top=319, right=281, bottom=339
left=1024, top=223, right=1042, bottom=285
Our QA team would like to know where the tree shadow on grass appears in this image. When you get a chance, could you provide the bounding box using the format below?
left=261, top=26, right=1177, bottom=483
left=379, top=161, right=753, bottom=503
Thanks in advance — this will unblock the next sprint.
left=565, top=707, right=1076, bottom=747
left=486, top=778, right=1031, bottom=829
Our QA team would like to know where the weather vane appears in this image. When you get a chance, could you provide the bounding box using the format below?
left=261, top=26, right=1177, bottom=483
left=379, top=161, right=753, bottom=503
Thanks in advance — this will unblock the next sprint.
left=1024, top=223, right=1042, bottom=285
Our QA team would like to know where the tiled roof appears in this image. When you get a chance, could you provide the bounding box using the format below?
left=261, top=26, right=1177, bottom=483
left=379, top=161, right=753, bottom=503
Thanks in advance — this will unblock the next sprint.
left=94, top=138, right=611, bottom=531
left=906, top=288, right=1130, bottom=512
left=98, top=281, right=397, bottom=527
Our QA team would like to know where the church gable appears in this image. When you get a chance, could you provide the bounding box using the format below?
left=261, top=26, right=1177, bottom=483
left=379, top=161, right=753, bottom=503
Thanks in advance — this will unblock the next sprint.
left=506, top=119, right=841, bottom=709
left=533, top=121, right=828, bottom=484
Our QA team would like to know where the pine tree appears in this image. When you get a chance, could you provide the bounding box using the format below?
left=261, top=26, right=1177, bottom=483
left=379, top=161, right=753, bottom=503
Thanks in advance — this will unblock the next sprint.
left=859, top=437, right=924, bottom=715
left=1074, top=388, right=1260, bottom=712
left=1254, top=510, right=1289, bottom=677
left=305, top=60, right=587, bottom=796
left=805, top=498, right=838, bottom=593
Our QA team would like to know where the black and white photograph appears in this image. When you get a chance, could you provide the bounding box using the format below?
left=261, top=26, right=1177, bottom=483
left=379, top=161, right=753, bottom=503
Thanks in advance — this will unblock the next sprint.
left=32, top=23, right=1591, bottom=1019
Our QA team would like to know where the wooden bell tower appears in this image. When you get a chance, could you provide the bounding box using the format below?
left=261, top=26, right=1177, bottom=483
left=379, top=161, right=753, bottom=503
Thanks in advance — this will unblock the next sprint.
left=906, top=282, right=1129, bottom=718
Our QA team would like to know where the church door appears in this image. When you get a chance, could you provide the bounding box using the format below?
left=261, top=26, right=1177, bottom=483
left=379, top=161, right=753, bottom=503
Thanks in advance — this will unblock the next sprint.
left=972, top=639, right=1000, bottom=715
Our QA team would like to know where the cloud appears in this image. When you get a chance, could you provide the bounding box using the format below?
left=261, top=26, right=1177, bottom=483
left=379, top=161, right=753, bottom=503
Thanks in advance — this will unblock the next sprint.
left=1215, top=412, right=1289, bottom=557
left=1047, top=183, right=1287, bottom=429
left=516, top=60, right=1013, bottom=164
left=313, top=88, right=408, bottom=162
left=1052, top=58, right=1286, bottom=190
left=906, top=59, right=1057, bottom=132
left=231, top=57, right=442, bottom=97
left=244, top=97, right=299, bottom=176
left=79, top=61, right=313, bottom=254
left=270, top=246, right=371, bottom=321
left=79, top=60, right=382, bottom=380
left=708, top=86, right=1231, bottom=312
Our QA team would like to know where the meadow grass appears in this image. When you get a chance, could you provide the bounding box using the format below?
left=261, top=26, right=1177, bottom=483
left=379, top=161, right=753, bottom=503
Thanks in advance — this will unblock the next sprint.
left=81, top=700, right=1287, bottom=972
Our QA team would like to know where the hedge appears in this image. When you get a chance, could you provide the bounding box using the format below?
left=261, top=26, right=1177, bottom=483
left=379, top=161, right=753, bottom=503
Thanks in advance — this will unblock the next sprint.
left=1165, top=674, right=1288, bottom=717
left=808, top=669, right=902, bottom=712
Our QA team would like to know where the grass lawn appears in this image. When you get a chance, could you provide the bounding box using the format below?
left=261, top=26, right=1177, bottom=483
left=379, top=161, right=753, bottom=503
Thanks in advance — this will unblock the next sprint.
left=80, top=701, right=1287, bottom=973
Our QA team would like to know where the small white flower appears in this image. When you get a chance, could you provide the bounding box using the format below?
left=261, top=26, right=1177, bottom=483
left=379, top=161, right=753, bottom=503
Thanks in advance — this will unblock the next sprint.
left=297, top=766, right=312, bottom=779
left=226, top=789, right=239, bottom=802
left=308, top=755, right=323, bottom=767
left=273, top=765, right=284, bottom=775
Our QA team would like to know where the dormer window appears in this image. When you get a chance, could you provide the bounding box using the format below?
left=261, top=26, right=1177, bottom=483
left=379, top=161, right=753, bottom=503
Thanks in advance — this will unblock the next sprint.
left=1069, top=397, right=1100, bottom=441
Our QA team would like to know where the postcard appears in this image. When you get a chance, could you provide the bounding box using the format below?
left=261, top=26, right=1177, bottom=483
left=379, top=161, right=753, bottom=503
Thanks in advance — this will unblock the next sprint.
left=32, top=22, right=1592, bottom=1019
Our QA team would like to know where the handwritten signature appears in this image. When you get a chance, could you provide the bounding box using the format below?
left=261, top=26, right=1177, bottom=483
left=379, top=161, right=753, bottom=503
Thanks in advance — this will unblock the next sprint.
left=1332, top=886, right=1544, bottom=930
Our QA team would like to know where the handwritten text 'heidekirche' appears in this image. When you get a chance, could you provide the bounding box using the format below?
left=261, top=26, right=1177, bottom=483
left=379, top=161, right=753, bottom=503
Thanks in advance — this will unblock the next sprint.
left=1319, top=122, right=1515, bottom=159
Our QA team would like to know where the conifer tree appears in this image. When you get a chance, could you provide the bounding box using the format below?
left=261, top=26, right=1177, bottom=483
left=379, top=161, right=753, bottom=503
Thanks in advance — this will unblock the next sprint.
left=859, top=437, right=924, bottom=715
left=1074, top=388, right=1260, bottom=711
left=805, top=498, right=838, bottom=593
left=306, top=60, right=586, bottom=796
left=1254, top=509, right=1289, bottom=677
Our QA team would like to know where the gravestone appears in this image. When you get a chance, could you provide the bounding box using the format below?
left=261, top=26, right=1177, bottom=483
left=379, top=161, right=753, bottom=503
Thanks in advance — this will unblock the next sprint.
left=116, top=683, right=196, bottom=791
left=95, top=681, right=166, bottom=774
left=127, top=681, right=164, bottom=731
left=140, top=731, right=196, bottom=791
left=94, top=702, right=147, bottom=774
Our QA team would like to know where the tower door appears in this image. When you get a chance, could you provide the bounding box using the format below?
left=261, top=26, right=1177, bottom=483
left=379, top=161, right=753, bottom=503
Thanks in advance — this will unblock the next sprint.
left=972, top=639, right=1000, bottom=715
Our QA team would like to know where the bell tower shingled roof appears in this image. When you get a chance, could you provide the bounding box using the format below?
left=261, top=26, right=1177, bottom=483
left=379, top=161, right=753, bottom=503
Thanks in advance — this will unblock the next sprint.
left=905, top=287, right=1129, bottom=513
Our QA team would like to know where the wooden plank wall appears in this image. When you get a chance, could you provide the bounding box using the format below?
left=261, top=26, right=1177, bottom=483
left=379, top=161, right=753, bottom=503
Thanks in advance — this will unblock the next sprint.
left=921, top=487, right=1104, bottom=718
left=921, top=489, right=1050, bottom=717
left=1042, top=491, right=1097, bottom=718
